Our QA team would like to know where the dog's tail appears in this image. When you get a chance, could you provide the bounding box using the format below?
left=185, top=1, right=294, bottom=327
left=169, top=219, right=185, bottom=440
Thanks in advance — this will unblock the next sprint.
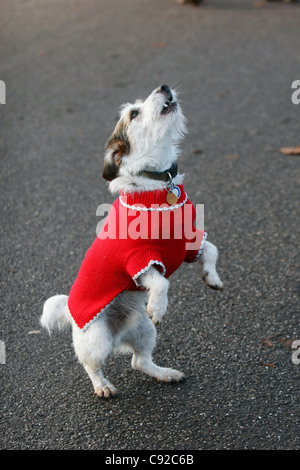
left=40, top=295, right=71, bottom=333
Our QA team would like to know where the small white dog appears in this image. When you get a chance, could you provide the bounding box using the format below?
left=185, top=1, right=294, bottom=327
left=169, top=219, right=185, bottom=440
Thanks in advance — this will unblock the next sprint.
left=41, top=85, right=223, bottom=398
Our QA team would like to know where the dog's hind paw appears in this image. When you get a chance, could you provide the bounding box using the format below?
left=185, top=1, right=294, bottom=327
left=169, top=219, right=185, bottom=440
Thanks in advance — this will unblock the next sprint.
left=94, top=384, right=117, bottom=398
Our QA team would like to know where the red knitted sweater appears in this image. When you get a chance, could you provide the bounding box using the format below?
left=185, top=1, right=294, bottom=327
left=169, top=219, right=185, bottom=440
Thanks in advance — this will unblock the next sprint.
left=68, top=185, right=206, bottom=330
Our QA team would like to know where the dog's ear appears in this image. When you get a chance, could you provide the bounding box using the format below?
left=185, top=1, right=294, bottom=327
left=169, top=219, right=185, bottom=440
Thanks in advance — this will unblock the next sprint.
left=102, top=123, right=131, bottom=181
left=102, top=147, right=122, bottom=182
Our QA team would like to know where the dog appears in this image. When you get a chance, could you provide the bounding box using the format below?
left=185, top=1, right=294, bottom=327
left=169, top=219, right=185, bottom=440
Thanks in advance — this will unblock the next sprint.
left=41, top=85, right=223, bottom=398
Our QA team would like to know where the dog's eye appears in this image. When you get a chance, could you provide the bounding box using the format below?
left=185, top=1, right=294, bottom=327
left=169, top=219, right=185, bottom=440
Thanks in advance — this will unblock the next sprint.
left=130, top=109, right=139, bottom=121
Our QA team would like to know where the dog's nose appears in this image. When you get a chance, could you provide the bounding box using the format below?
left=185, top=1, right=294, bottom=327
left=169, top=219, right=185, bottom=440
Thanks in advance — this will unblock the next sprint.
left=159, top=84, right=173, bottom=101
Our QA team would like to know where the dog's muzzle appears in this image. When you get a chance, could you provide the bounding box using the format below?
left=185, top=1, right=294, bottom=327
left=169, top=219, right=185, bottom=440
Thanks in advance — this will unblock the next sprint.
left=157, top=84, right=177, bottom=115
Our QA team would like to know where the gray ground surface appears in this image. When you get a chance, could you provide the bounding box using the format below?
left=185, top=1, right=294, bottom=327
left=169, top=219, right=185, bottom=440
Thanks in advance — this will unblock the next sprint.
left=0, top=0, right=299, bottom=450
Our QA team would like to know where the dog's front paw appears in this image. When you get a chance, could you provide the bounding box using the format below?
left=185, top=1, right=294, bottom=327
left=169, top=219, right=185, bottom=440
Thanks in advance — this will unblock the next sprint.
left=147, top=305, right=165, bottom=326
left=156, top=367, right=185, bottom=383
left=147, top=297, right=168, bottom=326
left=203, top=270, right=223, bottom=291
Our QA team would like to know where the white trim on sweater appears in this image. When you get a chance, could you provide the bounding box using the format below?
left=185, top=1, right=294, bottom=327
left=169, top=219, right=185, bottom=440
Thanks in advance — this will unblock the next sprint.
left=132, top=260, right=166, bottom=286
left=119, top=192, right=188, bottom=212
left=192, top=231, right=207, bottom=262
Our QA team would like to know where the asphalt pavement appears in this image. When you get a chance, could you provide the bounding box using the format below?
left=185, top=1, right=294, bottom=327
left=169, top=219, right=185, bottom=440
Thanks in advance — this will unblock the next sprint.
left=0, top=0, right=299, bottom=451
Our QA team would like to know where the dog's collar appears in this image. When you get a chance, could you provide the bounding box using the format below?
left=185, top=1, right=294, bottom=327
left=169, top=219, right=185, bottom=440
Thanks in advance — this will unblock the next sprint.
left=138, top=162, right=178, bottom=183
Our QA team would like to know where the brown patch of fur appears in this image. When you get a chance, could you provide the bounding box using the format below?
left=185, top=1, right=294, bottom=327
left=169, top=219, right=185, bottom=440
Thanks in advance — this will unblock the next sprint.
left=102, top=117, right=131, bottom=181
left=107, top=117, right=131, bottom=156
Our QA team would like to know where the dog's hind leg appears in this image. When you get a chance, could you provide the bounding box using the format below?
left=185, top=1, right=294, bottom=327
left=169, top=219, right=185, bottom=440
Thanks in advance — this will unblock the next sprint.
left=83, top=363, right=117, bottom=398
left=72, top=319, right=117, bottom=398
left=123, top=314, right=185, bottom=383
left=201, top=240, right=223, bottom=290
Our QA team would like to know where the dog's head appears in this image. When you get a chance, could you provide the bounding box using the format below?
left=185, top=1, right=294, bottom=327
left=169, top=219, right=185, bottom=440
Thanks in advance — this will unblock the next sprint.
left=102, top=85, right=186, bottom=186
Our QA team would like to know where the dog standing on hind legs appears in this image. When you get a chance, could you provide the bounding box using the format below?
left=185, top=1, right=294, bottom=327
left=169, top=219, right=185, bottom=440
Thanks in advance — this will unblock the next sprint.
left=41, top=85, right=223, bottom=398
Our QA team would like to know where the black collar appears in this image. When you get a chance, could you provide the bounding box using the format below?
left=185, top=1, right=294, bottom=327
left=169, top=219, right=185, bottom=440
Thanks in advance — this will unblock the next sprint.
left=138, top=162, right=178, bottom=183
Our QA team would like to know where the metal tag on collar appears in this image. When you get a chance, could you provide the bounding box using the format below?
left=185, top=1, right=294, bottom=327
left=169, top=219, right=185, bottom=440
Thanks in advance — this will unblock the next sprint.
left=166, top=172, right=180, bottom=205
